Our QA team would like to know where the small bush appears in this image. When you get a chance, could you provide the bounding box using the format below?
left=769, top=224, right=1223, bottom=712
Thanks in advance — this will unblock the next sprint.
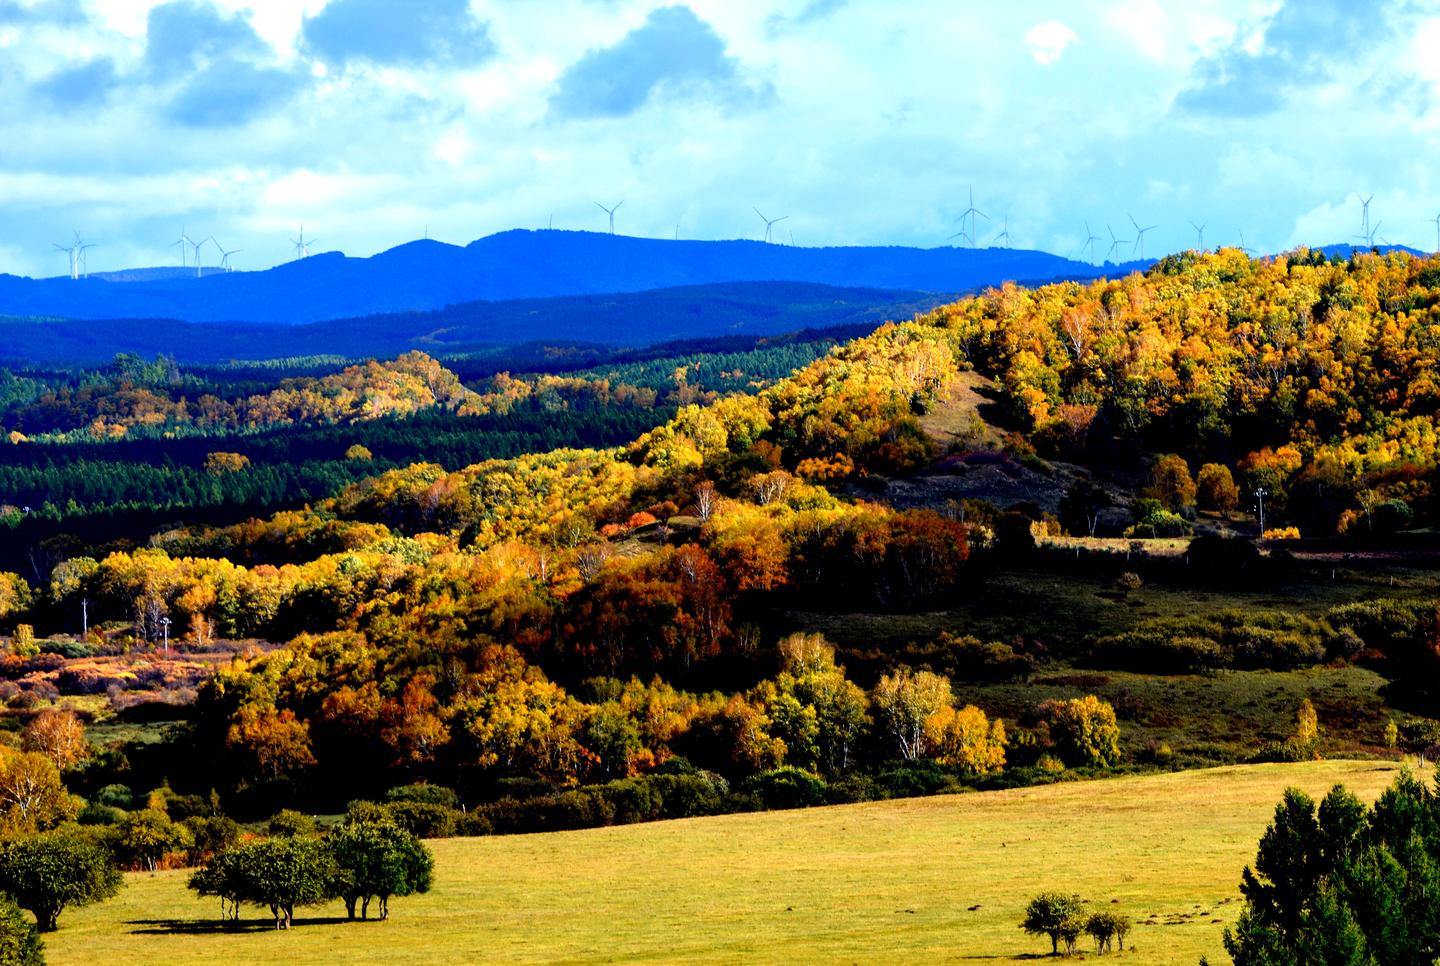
left=267, top=809, right=316, bottom=838
left=384, top=801, right=458, bottom=839
left=384, top=784, right=460, bottom=809
left=742, top=767, right=828, bottom=810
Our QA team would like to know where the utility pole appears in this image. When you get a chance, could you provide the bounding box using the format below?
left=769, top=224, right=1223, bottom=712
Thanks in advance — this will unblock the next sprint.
left=160, top=616, right=171, bottom=656
left=1254, top=486, right=1267, bottom=537
left=81, top=597, right=88, bottom=637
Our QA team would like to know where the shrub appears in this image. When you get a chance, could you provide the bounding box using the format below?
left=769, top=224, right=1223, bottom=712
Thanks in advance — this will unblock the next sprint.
left=1041, top=696, right=1121, bottom=769
left=383, top=801, right=458, bottom=839
left=1090, top=611, right=1330, bottom=674
left=1114, top=571, right=1143, bottom=593
left=0, top=894, right=42, bottom=966
left=742, top=767, right=828, bottom=810
left=1188, top=535, right=1261, bottom=579
left=383, top=784, right=460, bottom=809
left=1125, top=508, right=1192, bottom=538
left=267, top=809, right=317, bottom=838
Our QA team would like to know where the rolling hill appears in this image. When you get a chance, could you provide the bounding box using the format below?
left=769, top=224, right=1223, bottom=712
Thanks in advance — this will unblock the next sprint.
left=0, top=230, right=1138, bottom=326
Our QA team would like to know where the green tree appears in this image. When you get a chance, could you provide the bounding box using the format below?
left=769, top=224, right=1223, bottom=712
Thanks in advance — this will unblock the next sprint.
left=0, top=894, right=43, bottom=966
left=188, top=836, right=337, bottom=929
left=1021, top=892, right=1085, bottom=956
left=1042, top=696, right=1121, bottom=768
left=0, top=829, right=123, bottom=932
left=112, top=809, right=192, bottom=872
left=329, top=819, right=434, bottom=920
left=267, top=809, right=317, bottom=838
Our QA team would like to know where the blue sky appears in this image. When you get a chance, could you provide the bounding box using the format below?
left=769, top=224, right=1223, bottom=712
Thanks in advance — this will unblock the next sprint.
left=1, top=0, right=1437, bottom=277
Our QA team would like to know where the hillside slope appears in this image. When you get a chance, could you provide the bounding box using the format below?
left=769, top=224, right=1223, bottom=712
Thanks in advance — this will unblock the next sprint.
left=0, top=230, right=1138, bottom=325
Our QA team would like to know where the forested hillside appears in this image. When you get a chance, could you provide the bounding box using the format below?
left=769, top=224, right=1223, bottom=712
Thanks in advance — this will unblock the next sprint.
left=3, top=247, right=1440, bottom=827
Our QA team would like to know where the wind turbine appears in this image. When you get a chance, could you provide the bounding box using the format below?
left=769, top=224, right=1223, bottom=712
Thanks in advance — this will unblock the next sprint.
left=292, top=225, right=315, bottom=259
left=1354, top=192, right=1374, bottom=239
left=189, top=235, right=207, bottom=277
left=74, top=233, right=94, bottom=278
left=956, top=185, right=988, bottom=249
left=214, top=241, right=241, bottom=272
left=1432, top=212, right=1440, bottom=254
left=1366, top=222, right=1383, bottom=249
left=1129, top=213, right=1158, bottom=259
left=1189, top=220, right=1207, bottom=250
left=1081, top=221, right=1102, bottom=264
left=594, top=200, right=623, bottom=234
left=991, top=213, right=1012, bottom=249
left=1105, top=224, right=1130, bottom=263
left=1237, top=231, right=1256, bottom=255
left=172, top=225, right=190, bottom=268
left=753, top=207, right=788, bottom=243
left=52, top=239, right=78, bottom=279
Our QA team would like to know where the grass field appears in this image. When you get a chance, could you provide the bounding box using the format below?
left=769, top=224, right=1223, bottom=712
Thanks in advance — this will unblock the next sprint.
left=45, top=760, right=1421, bottom=965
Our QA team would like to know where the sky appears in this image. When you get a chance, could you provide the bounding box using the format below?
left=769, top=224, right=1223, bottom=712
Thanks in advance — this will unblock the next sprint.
left=1, top=0, right=1438, bottom=277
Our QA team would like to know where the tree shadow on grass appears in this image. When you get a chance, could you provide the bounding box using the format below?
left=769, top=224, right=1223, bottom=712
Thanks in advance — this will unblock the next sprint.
left=127, top=916, right=355, bottom=935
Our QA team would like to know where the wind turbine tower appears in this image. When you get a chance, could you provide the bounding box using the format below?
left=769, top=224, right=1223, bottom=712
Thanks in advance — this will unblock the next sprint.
left=215, top=241, right=242, bottom=272
left=172, top=226, right=190, bottom=268
left=1237, top=231, right=1256, bottom=255
left=1081, top=221, right=1102, bottom=264
left=753, top=207, right=788, bottom=243
left=1190, top=221, right=1207, bottom=250
left=1355, top=192, right=1374, bottom=240
left=189, top=236, right=207, bottom=277
left=991, top=213, right=1012, bottom=249
left=53, top=239, right=78, bottom=280
left=1105, top=224, right=1130, bottom=263
left=292, top=225, right=316, bottom=259
left=1433, top=212, right=1440, bottom=254
left=74, top=233, right=94, bottom=279
left=1129, top=213, right=1158, bottom=259
left=594, top=200, right=623, bottom=234
left=957, top=185, right=988, bottom=249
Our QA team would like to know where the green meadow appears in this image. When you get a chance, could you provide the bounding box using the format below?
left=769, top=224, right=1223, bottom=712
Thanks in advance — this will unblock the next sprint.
left=46, top=759, right=1417, bottom=965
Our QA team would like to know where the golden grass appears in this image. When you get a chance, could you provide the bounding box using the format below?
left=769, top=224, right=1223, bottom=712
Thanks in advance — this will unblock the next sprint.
left=46, top=760, right=1418, bottom=965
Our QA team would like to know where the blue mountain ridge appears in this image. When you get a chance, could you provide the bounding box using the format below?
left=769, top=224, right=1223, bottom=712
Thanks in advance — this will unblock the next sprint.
left=0, top=229, right=1153, bottom=326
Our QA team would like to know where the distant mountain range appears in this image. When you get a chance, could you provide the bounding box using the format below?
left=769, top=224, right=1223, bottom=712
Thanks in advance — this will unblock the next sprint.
left=0, top=230, right=1145, bottom=326
left=0, top=281, right=953, bottom=363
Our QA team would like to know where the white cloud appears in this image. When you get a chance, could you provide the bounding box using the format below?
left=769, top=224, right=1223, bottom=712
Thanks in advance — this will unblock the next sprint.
left=1103, top=0, right=1169, bottom=62
left=0, top=0, right=1435, bottom=276
left=1023, top=20, right=1076, bottom=66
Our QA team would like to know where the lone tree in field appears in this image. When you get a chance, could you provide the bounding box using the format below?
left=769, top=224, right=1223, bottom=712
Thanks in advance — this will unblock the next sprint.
left=329, top=819, right=434, bottom=920
left=0, top=829, right=122, bottom=932
left=1021, top=892, right=1085, bottom=956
